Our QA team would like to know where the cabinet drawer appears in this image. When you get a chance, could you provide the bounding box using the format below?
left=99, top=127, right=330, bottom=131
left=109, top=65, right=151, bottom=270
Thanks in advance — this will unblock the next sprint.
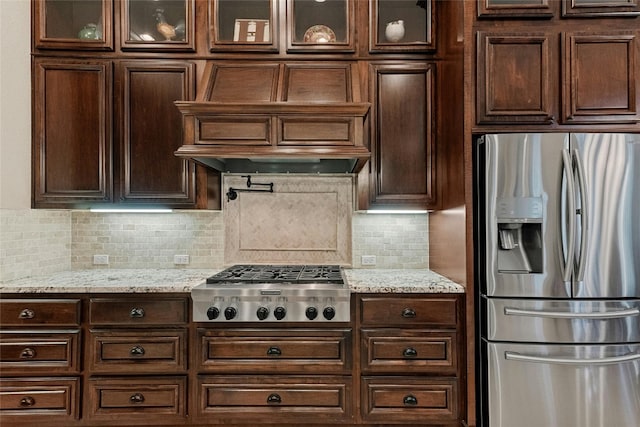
left=0, top=377, right=79, bottom=421
left=88, top=330, right=187, bottom=373
left=0, top=331, right=80, bottom=374
left=0, top=299, right=81, bottom=326
left=360, top=296, right=459, bottom=327
left=198, top=328, right=351, bottom=373
left=197, top=375, right=352, bottom=422
left=89, top=297, right=188, bottom=325
left=361, top=330, right=457, bottom=374
left=86, top=377, right=186, bottom=420
left=361, top=376, right=458, bottom=423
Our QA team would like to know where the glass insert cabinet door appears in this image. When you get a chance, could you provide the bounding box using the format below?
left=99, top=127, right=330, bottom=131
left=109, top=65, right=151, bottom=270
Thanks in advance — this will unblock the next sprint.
left=210, top=0, right=278, bottom=52
left=562, top=0, right=640, bottom=16
left=33, top=0, right=113, bottom=50
left=121, top=0, right=195, bottom=51
left=287, top=0, right=355, bottom=52
left=370, top=0, right=435, bottom=52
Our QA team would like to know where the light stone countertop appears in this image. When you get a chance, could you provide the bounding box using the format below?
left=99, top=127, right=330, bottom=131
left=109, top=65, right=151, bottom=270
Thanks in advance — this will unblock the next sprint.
left=343, top=269, right=464, bottom=293
left=0, top=268, right=464, bottom=294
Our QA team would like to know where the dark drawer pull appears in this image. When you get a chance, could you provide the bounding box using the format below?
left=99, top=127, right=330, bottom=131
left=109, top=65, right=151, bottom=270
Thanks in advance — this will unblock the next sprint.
left=19, top=309, right=35, bottom=319
left=403, top=395, right=418, bottom=406
left=267, top=346, right=282, bottom=356
left=129, top=308, right=145, bottom=318
left=20, top=348, right=36, bottom=359
left=403, top=347, right=418, bottom=358
left=130, top=346, right=145, bottom=356
left=267, top=393, right=281, bottom=404
left=130, top=393, right=145, bottom=404
left=401, top=308, right=417, bottom=318
left=19, top=396, right=35, bottom=407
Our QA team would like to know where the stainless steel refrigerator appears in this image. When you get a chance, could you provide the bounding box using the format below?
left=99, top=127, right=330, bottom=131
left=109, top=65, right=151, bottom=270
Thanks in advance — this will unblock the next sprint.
left=475, top=133, right=640, bottom=427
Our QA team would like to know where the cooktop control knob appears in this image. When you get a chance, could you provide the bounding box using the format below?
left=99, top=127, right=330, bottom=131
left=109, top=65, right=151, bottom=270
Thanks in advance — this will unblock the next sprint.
left=274, top=306, right=287, bottom=320
left=305, top=306, right=318, bottom=320
left=224, top=306, right=237, bottom=320
left=206, top=306, right=220, bottom=320
left=256, top=306, right=270, bottom=321
left=323, top=306, right=336, bottom=320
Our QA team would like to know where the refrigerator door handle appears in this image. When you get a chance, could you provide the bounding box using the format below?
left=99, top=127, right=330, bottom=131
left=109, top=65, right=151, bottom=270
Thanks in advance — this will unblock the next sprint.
left=504, top=307, right=640, bottom=319
left=505, top=351, right=640, bottom=366
left=561, top=149, right=576, bottom=283
left=573, top=149, right=589, bottom=283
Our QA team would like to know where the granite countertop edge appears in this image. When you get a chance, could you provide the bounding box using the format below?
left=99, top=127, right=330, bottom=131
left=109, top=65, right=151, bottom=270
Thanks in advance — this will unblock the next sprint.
left=0, top=268, right=465, bottom=294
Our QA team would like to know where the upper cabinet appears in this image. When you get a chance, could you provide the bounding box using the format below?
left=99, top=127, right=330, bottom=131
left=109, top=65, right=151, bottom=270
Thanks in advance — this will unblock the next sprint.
left=474, top=0, right=640, bottom=129
left=120, top=0, right=195, bottom=51
left=209, top=0, right=278, bottom=52
left=370, top=0, right=435, bottom=52
left=32, top=0, right=113, bottom=50
left=287, top=0, right=355, bottom=53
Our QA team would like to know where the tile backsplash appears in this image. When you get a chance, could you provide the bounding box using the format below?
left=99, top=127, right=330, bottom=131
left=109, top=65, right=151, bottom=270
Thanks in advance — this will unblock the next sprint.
left=1, top=208, right=428, bottom=281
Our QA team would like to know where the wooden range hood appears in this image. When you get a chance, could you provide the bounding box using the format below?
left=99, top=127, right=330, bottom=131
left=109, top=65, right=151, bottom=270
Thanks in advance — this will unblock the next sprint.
left=175, top=62, right=371, bottom=174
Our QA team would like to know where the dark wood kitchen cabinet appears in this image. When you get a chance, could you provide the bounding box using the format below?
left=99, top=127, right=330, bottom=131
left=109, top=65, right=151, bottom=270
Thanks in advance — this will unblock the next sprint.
left=0, top=298, right=82, bottom=424
left=32, top=57, right=198, bottom=209
left=367, top=62, right=437, bottom=209
left=85, top=296, right=189, bottom=423
left=357, top=294, right=464, bottom=426
left=474, top=1, right=640, bottom=129
left=194, top=327, right=354, bottom=424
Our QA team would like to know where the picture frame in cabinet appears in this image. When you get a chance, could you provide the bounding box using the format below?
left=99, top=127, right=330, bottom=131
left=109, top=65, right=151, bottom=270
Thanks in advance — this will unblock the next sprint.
left=32, top=0, right=113, bottom=50
left=287, top=0, right=355, bottom=53
left=477, top=0, right=554, bottom=18
left=370, top=0, right=436, bottom=53
left=210, top=0, right=278, bottom=52
left=120, top=0, right=195, bottom=51
left=562, top=0, right=640, bottom=17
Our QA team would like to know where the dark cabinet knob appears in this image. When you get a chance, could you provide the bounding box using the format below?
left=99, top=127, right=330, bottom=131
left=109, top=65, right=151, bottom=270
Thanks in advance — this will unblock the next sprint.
left=305, top=306, right=318, bottom=320
left=207, top=306, right=220, bottom=320
left=403, top=347, right=418, bottom=358
left=130, top=346, right=145, bottom=356
left=401, top=308, right=416, bottom=318
left=267, top=346, right=282, bottom=356
left=224, top=306, right=237, bottom=320
left=20, top=348, right=36, bottom=359
left=129, top=307, right=145, bottom=318
left=130, top=393, right=145, bottom=404
left=19, top=396, right=35, bottom=407
left=257, top=306, right=270, bottom=320
left=267, top=393, right=281, bottom=404
left=403, top=395, right=418, bottom=406
left=323, top=306, right=336, bottom=320
left=18, top=308, right=35, bottom=319
left=274, top=306, right=286, bottom=320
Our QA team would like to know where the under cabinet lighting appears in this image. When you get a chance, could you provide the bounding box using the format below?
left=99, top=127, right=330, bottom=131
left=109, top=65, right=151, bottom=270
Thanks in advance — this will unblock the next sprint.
left=89, top=208, right=173, bottom=213
left=365, top=210, right=430, bottom=214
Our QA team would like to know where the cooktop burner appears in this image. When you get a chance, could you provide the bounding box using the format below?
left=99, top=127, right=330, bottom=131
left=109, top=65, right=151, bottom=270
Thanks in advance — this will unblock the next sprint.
left=206, top=265, right=344, bottom=284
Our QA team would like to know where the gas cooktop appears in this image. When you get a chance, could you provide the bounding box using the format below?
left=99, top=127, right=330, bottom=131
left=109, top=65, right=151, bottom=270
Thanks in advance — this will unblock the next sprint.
left=192, top=264, right=350, bottom=323
left=205, top=264, right=344, bottom=285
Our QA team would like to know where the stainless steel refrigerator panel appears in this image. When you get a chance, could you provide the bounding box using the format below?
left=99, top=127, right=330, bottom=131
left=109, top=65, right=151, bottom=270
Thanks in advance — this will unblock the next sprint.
left=485, top=341, right=640, bottom=427
left=483, top=296, right=640, bottom=343
left=484, top=133, right=571, bottom=298
left=571, top=133, right=640, bottom=299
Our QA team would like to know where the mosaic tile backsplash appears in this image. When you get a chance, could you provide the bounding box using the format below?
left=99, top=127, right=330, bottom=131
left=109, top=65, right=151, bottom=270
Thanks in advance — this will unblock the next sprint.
left=1, top=208, right=428, bottom=281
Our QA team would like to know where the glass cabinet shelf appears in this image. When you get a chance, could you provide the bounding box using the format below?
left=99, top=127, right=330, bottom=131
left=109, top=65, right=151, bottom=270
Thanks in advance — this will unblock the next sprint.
left=210, top=0, right=278, bottom=52
left=121, top=0, right=194, bottom=51
left=33, top=0, right=113, bottom=50
left=370, top=0, right=435, bottom=52
left=287, top=0, right=355, bottom=53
